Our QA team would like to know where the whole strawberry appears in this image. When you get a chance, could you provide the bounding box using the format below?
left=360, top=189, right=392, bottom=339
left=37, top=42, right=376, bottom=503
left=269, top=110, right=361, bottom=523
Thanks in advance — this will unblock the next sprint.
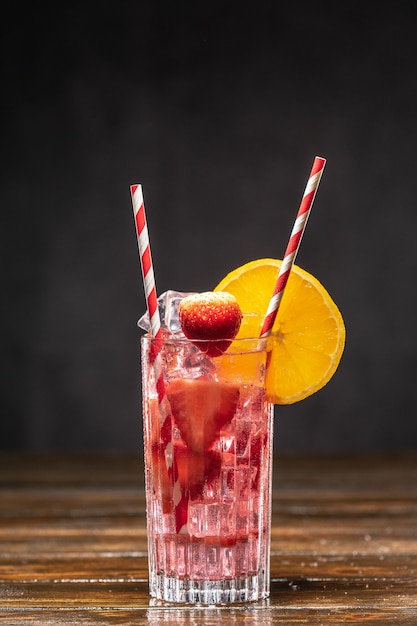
left=179, top=291, right=242, bottom=357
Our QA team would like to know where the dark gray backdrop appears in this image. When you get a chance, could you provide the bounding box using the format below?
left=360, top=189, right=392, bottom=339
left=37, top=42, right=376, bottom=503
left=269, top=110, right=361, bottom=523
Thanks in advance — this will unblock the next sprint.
left=2, top=2, right=417, bottom=452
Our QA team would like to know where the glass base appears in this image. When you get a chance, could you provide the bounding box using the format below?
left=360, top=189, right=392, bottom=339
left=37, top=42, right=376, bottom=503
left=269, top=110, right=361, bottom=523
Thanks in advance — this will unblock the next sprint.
left=149, top=572, right=270, bottom=604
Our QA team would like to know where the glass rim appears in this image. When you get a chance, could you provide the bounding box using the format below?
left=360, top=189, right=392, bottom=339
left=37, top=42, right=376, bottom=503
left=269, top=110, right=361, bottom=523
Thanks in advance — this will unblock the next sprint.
left=140, top=333, right=272, bottom=357
left=140, top=333, right=265, bottom=341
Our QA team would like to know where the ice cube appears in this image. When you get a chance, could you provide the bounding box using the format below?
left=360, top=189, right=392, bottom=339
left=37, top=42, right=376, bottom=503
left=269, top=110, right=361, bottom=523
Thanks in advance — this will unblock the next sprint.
left=137, top=290, right=197, bottom=333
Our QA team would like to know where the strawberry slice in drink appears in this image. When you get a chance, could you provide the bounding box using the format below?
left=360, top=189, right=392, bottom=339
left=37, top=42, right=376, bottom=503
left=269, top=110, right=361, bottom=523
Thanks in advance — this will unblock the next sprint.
left=174, top=441, right=222, bottom=499
left=166, top=378, right=240, bottom=454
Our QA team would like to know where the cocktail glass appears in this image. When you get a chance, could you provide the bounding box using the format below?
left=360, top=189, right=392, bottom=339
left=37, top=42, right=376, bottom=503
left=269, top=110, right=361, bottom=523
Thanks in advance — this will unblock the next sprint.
left=141, top=329, right=274, bottom=604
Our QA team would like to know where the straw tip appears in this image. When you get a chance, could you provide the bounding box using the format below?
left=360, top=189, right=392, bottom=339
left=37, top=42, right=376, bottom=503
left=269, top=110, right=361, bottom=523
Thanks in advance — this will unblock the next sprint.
left=130, top=183, right=142, bottom=195
left=312, top=157, right=326, bottom=176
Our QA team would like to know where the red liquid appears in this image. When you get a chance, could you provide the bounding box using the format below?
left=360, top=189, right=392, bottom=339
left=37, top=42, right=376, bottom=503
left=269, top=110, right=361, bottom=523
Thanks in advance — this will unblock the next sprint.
left=143, top=374, right=273, bottom=603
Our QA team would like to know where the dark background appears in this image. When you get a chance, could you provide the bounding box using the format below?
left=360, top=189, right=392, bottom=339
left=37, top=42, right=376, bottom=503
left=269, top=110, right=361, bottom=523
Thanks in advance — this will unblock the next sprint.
left=2, top=2, right=417, bottom=453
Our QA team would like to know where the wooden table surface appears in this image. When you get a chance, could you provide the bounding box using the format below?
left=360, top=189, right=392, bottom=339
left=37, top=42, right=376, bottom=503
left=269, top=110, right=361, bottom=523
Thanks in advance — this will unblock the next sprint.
left=1, top=453, right=417, bottom=624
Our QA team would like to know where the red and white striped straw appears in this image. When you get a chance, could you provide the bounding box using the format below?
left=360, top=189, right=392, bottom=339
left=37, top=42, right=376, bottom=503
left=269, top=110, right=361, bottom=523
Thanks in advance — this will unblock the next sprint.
left=260, top=156, right=326, bottom=338
left=131, top=184, right=161, bottom=340
left=130, top=184, right=188, bottom=533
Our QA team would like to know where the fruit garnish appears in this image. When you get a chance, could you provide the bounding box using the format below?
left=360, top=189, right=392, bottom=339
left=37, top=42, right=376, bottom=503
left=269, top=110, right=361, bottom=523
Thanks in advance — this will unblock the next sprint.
left=214, top=258, right=345, bottom=404
left=178, top=291, right=242, bottom=357
left=166, top=378, right=240, bottom=453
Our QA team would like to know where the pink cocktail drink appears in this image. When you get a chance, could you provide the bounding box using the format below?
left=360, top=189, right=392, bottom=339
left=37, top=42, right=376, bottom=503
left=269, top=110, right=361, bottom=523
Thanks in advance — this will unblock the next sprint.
left=132, top=159, right=343, bottom=604
left=141, top=333, right=273, bottom=603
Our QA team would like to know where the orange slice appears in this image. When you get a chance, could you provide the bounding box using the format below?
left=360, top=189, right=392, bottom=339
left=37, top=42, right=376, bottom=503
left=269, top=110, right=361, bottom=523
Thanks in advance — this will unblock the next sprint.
left=214, top=258, right=345, bottom=404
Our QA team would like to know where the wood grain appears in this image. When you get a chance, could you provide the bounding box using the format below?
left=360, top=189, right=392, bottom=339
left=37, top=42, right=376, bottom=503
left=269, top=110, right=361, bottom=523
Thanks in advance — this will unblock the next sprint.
left=1, top=453, right=416, bottom=624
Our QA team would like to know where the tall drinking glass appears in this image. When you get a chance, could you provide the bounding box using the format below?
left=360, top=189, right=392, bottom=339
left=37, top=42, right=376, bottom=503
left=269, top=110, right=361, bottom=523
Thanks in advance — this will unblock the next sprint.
left=141, top=332, right=274, bottom=604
